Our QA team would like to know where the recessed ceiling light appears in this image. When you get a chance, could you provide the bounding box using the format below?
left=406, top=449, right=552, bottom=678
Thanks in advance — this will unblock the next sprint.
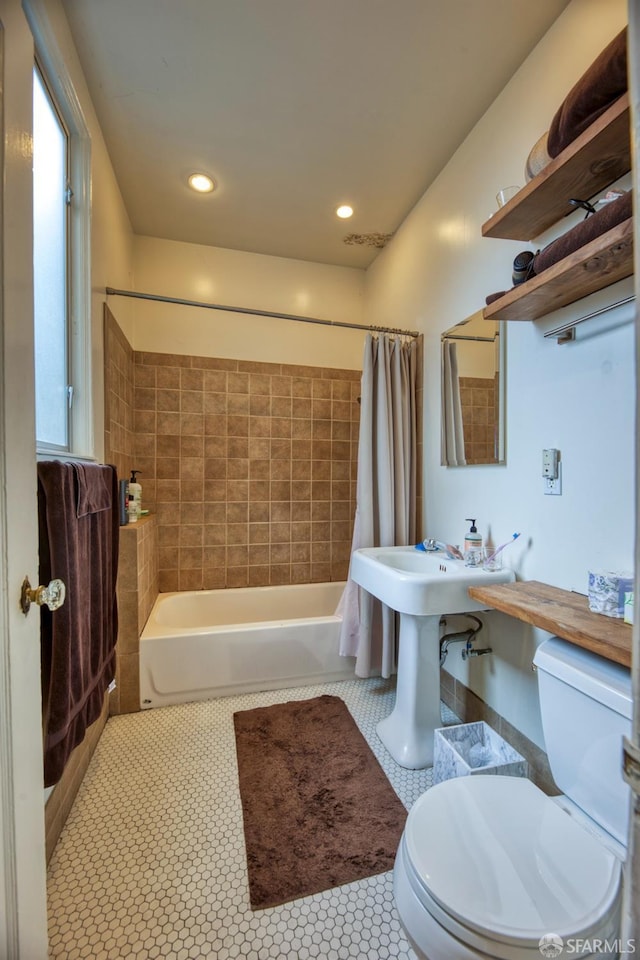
left=336, top=204, right=354, bottom=219
left=188, top=173, right=215, bottom=193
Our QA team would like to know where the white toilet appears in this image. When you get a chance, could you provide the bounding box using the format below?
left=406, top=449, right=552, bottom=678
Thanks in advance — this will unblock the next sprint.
left=394, top=637, right=632, bottom=960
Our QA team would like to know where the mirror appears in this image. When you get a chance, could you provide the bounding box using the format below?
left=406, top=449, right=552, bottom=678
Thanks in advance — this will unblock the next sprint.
left=441, top=311, right=505, bottom=466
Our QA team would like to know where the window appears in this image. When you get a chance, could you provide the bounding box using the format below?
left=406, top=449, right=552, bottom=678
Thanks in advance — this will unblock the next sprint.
left=33, top=66, right=69, bottom=450
left=27, top=0, right=93, bottom=458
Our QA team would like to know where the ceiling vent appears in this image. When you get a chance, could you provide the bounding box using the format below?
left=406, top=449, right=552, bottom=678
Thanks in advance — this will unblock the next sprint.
left=343, top=232, right=394, bottom=248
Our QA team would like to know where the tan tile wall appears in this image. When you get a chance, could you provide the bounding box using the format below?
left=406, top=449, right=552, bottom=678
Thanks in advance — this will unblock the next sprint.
left=105, top=308, right=160, bottom=715
left=137, top=517, right=160, bottom=629
left=110, top=515, right=159, bottom=715
left=133, top=352, right=361, bottom=592
left=459, top=375, right=497, bottom=464
left=103, top=304, right=135, bottom=480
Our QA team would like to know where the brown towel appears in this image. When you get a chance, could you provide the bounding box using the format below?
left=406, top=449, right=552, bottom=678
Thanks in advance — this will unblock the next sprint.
left=74, top=462, right=113, bottom=517
left=548, top=28, right=627, bottom=158
left=485, top=291, right=508, bottom=305
left=534, top=190, right=632, bottom=275
left=38, top=461, right=119, bottom=786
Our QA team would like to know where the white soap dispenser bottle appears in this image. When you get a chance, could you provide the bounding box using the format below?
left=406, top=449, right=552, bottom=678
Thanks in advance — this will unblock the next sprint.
left=127, top=470, right=142, bottom=522
left=464, top=518, right=483, bottom=553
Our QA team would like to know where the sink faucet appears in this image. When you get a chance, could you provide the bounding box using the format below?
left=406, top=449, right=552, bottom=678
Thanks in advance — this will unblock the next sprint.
left=422, top=539, right=464, bottom=561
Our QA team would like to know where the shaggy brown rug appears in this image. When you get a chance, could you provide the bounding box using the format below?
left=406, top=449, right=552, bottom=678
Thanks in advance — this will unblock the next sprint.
left=233, top=694, right=407, bottom=910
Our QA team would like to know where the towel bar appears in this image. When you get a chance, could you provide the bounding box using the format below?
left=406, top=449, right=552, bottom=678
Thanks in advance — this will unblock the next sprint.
left=544, top=295, right=635, bottom=343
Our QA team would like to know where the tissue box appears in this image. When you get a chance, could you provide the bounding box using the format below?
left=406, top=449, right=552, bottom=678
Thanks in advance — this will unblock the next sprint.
left=588, top=571, right=634, bottom=618
left=433, top=722, right=528, bottom=785
left=624, top=591, right=634, bottom=625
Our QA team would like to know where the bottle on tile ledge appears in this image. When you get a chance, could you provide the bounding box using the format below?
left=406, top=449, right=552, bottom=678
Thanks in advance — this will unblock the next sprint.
left=463, top=518, right=483, bottom=566
left=127, top=469, right=142, bottom=523
left=118, top=478, right=129, bottom=525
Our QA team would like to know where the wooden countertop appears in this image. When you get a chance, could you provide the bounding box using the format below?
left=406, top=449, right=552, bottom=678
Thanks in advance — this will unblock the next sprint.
left=467, top=580, right=632, bottom=668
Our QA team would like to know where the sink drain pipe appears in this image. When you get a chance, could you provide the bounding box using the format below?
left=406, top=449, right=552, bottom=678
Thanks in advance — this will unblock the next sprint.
left=439, top=614, right=487, bottom=667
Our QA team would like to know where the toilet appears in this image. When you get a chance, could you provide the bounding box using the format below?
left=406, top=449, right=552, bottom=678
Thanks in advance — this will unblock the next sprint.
left=394, top=637, right=632, bottom=960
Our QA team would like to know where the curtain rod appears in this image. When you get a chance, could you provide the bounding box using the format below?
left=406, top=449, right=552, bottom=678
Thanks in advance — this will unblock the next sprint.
left=441, top=333, right=498, bottom=343
left=105, top=287, right=420, bottom=339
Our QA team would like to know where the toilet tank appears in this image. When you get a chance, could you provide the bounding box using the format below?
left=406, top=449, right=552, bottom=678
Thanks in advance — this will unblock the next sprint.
left=534, top=636, right=632, bottom=847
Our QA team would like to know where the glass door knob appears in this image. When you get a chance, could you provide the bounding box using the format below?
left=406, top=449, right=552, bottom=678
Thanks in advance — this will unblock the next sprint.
left=20, top=576, right=66, bottom=615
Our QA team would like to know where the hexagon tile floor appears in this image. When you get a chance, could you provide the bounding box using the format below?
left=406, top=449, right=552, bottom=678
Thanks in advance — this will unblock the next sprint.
left=47, top=677, right=458, bottom=959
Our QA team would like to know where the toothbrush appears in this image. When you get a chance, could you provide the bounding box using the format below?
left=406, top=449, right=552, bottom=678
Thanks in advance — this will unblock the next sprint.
left=485, top=532, right=521, bottom=563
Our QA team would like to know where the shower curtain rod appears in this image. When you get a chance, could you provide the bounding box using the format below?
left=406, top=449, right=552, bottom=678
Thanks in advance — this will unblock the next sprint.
left=441, top=333, right=498, bottom=343
left=105, top=287, right=420, bottom=338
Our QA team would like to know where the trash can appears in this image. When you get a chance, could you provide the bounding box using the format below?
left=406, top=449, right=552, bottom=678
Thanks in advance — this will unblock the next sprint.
left=433, top=721, right=528, bottom=785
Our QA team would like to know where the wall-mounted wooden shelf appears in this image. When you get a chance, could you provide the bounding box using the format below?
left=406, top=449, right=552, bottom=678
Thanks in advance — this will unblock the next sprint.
left=467, top=580, right=631, bottom=667
left=482, top=94, right=631, bottom=242
left=483, top=217, right=633, bottom=322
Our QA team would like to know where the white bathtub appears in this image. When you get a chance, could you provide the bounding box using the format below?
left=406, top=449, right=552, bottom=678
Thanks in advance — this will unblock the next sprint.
left=139, top=581, right=353, bottom=708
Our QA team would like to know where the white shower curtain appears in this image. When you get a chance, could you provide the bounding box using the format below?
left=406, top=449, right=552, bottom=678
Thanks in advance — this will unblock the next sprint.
left=337, top=333, right=418, bottom=678
left=441, top=339, right=466, bottom=466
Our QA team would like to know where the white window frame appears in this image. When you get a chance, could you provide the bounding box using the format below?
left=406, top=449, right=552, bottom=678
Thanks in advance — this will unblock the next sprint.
left=25, top=0, right=93, bottom=459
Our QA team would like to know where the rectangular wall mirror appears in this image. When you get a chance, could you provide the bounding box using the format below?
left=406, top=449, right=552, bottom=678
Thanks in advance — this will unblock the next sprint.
left=441, top=311, right=505, bottom=466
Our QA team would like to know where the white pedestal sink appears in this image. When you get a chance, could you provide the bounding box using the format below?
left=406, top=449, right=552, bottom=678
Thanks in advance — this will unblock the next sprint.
left=350, top=546, right=515, bottom=769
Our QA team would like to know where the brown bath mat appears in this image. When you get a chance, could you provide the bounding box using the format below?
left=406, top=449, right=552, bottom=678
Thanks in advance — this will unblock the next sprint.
left=233, top=694, right=407, bottom=909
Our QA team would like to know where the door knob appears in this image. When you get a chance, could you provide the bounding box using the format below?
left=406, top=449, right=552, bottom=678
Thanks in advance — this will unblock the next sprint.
left=20, top=576, right=66, bottom=615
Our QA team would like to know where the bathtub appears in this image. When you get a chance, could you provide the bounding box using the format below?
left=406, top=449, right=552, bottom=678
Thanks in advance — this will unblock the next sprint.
left=139, top=581, right=353, bottom=708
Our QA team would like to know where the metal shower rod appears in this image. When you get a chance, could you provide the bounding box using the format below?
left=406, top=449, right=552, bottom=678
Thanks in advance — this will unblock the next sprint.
left=105, top=287, right=420, bottom=339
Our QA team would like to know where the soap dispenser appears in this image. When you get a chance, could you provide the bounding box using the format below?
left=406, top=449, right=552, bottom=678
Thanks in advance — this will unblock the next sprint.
left=127, top=470, right=142, bottom=523
left=464, top=519, right=483, bottom=553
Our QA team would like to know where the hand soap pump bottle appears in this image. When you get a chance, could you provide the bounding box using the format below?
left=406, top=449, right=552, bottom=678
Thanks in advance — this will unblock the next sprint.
left=464, top=518, right=483, bottom=553
left=127, top=470, right=142, bottom=523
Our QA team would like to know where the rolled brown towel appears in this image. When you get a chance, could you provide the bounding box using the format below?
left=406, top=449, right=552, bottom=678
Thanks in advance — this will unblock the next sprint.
left=548, top=28, right=627, bottom=158
left=485, top=291, right=508, bottom=305
left=533, top=190, right=632, bottom=275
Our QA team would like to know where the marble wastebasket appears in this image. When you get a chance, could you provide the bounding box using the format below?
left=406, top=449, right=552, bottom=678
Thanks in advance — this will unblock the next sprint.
left=433, top=721, right=528, bottom=785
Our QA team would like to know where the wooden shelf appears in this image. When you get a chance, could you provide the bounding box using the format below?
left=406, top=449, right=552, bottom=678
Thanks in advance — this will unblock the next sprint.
left=467, top=580, right=631, bottom=667
left=482, top=94, right=631, bottom=241
left=483, top=217, right=633, bottom=322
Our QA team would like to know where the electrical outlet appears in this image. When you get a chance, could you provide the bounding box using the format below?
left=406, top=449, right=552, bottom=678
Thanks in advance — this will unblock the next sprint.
left=543, top=463, right=562, bottom=495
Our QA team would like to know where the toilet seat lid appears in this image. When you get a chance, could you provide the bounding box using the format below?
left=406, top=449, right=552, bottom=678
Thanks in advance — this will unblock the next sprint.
left=404, top=776, right=621, bottom=948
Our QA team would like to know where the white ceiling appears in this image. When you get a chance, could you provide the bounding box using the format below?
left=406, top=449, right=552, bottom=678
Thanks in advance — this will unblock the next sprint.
left=61, top=0, right=571, bottom=268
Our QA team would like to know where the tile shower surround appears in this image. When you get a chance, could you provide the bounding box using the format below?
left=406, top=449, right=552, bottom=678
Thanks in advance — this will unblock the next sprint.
left=459, top=375, right=497, bottom=465
left=133, top=352, right=361, bottom=592
left=104, top=305, right=135, bottom=481
left=111, top=516, right=159, bottom=715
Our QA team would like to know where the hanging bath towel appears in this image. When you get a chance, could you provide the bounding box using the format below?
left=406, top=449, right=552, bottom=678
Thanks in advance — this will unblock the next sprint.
left=38, top=461, right=119, bottom=787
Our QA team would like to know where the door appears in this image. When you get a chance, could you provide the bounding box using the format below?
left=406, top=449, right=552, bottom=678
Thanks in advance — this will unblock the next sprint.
left=623, top=0, right=640, bottom=945
left=0, top=0, right=48, bottom=956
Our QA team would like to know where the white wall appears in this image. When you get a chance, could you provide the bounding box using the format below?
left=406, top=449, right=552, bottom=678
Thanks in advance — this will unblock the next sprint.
left=41, top=0, right=136, bottom=461
left=365, top=0, right=632, bottom=746
left=130, top=236, right=367, bottom=369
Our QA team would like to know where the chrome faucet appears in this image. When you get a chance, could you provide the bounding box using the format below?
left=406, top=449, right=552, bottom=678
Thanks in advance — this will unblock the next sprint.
left=422, top=539, right=463, bottom=561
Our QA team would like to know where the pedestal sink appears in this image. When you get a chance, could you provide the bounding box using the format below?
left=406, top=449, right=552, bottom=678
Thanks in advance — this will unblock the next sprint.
left=350, top=546, right=515, bottom=769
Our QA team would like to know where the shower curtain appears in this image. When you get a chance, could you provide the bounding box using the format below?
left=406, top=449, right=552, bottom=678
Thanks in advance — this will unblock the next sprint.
left=441, top=339, right=466, bottom=466
left=338, top=333, right=418, bottom=678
